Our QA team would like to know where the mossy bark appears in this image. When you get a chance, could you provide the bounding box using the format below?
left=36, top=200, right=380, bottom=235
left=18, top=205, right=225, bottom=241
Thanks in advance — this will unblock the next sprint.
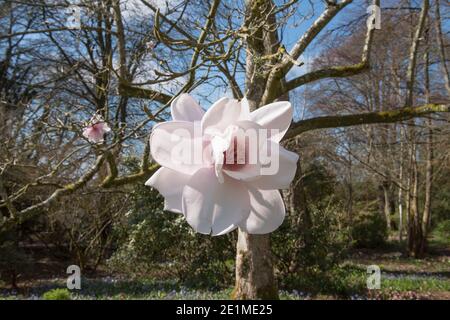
left=233, top=0, right=280, bottom=300
left=233, top=231, right=279, bottom=300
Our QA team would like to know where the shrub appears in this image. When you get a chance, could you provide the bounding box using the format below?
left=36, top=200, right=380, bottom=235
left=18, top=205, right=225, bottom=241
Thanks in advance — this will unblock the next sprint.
left=107, top=183, right=235, bottom=289
left=351, top=212, right=387, bottom=248
left=273, top=202, right=351, bottom=290
left=0, top=231, right=33, bottom=289
left=431, top=220, right=450, bottom=246
left=42, top=288, right=71, bottom=300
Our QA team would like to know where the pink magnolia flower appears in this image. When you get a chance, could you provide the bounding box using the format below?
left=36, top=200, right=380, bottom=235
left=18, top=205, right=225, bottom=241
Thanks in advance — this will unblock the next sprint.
left=145, top=94, right=299, bottom=235
left=82, top=115, right=111, bottom=143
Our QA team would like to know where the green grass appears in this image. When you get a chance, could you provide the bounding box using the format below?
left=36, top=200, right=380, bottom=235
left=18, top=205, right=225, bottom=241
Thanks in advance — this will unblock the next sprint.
left=382, top=277, right=450, bottom=292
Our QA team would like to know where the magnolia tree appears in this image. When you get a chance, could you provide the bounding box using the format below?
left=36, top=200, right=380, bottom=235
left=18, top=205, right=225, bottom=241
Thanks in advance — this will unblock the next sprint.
left=1, top=0, right=449, bottom=299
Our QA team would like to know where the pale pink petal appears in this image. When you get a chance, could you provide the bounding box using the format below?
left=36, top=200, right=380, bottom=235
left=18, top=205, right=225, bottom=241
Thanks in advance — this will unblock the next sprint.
left=171, top=93, right=205, bottom=122
left=240, top=188, right=285, bottom=234
left=145, top=167, right=190, bottom=214
left=248, top=144, right=299, bottom=190
left=182, top=168, right=250, bottom=236
left=98, top=122, right=111, bottom=132
left=223, top=164, right=262, bottom=182
left=82, top=127, right=94, bottom=139
left=150, top=121, right=204, bottom=175
left=249, top=101, right=293, bottom=142
left=239, top=97, right=251, bottom=120
left=222, top=120, right=265, bottom=182
left=201, top=97, right=241, bottom=133
left=83, top=127, right=104, bottom=143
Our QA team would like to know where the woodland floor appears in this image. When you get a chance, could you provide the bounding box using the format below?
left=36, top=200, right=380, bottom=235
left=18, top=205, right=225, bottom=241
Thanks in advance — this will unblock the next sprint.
left=0, top=238, right=449, bottom=300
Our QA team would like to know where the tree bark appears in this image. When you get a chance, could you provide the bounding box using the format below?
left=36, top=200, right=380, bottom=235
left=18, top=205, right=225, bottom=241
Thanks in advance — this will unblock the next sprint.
left=420, top=39, right=433, bottom=256
left=404, top=0, right=429, bottom=258
left=398, top=127, right=405, bottom=242
left=233, top=232, right=278, bottom=299
left=234, top=0, right=280, bottom=300
left=407, top=148, right=423, bottom=257
left=382, top=181, right=392, bottom=233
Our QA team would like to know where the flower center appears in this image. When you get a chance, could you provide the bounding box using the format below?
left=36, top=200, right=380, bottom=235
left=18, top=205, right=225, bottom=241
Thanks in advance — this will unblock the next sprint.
left=210, top=125, right=250, bottom=183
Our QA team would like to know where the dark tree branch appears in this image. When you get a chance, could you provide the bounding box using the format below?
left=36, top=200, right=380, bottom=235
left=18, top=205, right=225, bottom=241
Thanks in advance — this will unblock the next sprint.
left=278, top=0, right=379, bottom=96
left=117, top=82, right=173, bottom=104
left=284, top=103, right=450, bottom=139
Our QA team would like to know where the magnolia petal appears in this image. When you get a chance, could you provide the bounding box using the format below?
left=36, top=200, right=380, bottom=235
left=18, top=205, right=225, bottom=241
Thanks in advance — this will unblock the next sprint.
left=182, top=167, right=250, bottom=236
left=221, top=120, right=266, bottom=181
left=82, top=127, right=93, bottom=139
left=211, top=135, right=228, bottom=183
left=83, top=127, right=104, bottom=143
left=171, top=93, right=205, bottom=122
left=201, top=97, right=242, bottom=134
left=249, top=101, right=293, bottom=142
left=223, top=164, right=261, bottom=182
left=239, top=97, right=251, bottom=120
left=98, top=122, right=111, bottom=132
left=248, top=144, right=299, bottom=190
left=240, top=188, right=285, bottom=234
left=150, top=121, right=203, bottom=175
left=145, top=167, right=190, bottom=214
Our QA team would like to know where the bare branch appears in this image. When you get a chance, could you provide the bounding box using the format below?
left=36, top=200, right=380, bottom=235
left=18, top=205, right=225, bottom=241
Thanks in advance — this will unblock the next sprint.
left=405, top=0, right=429, bottom=107
left=117, top=82, right=173, bottom=104
left=434, top=0, right=450, bottom=96
left=280, top=0, right=352, bottom=75
left=278, top=0, right=379, bottom=96
left=284, top=103, right=450, bottom=139
left=0, top=155, right=106, bottom=232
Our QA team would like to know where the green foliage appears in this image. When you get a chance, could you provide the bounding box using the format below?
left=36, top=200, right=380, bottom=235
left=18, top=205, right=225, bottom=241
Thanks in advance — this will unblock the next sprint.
left=288, top=265, right=367, bottom=296
left=383, top=276, right=450, bottom=292
left=107, top=182, right=235, bottom=289
left=0, top=231, right=33, bottom=287
left=351, top=212, right=387, bottom=248
left=431, top=220, right=450, bottom=246
left=42, top=288, right=71, bottom=300
left=431, top=170, right=450, bottom=224
left=273, top=203, right=351, bottom=290
left=302, top=161, right=336, bottom=204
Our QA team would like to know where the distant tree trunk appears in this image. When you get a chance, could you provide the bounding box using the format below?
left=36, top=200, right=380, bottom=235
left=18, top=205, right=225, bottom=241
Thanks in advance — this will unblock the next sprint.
left=405, top=0, right=429, bottom=258
left=420, top=41, right=433, bottom=256
left=346, top=148, right=353, bottom=223
left=398, top=127, right=405, bottom=242
left=382, top=180, right=392, bottom=233
left=420, top=119, right=432, bottom=256
left=434, top=0, right=450, bottom=97
left=407, top=149, right=423, bottom=257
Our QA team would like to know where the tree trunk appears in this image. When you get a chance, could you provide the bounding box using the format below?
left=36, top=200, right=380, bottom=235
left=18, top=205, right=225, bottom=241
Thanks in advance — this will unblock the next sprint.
left=382, top=181, right=392, bottom=233
left=419, top=42, right=433, bottom=256
left=405, top=0, right=429, bottom=258
left=398, top=130, right=404, bottom=242
left=407, top=149, right=423, bottom=257
left=233, top=232, right=278, bottom=299
left=233, top=0, right=281, bottom=299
